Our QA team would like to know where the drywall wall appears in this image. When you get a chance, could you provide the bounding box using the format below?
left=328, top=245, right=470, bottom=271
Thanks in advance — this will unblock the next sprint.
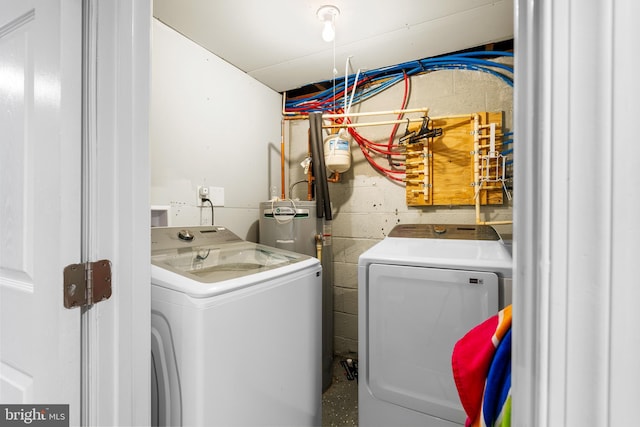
left=287, top=58, right=514, bottom=354
left=150, top=19, right=282, bottom=240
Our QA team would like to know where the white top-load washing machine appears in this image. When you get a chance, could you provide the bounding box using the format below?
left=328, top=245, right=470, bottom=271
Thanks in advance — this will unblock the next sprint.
left=358, top=224, right=512, bottom=427
left=151, top=226, right=322, bottom=426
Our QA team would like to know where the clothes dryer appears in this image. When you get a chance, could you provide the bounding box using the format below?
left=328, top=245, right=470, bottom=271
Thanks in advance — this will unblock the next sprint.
left=151, top=226, right=322, bottom=426
left=358, top=224, right=512, bottom=426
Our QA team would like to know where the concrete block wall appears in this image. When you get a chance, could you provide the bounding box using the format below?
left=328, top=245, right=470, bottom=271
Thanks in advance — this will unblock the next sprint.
left=287, top=58, right=514, bottom=355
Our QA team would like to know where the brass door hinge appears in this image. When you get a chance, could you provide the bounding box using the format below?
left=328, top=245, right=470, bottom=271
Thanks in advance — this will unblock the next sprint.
left=63, top=260, right=112, bottom=308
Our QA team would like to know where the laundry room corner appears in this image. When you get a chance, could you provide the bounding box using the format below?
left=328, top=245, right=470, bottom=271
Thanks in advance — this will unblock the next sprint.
left=285, top=55, right=514, bottom=357
left=148, top=1, right=514, bottom=425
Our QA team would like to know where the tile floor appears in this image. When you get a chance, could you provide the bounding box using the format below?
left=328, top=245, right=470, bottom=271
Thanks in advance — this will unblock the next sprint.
left=322, top=354, right=359, bottom=426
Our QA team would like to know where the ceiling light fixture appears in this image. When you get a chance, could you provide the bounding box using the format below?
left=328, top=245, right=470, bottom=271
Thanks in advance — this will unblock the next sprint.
left=317, top=5, right=340, bottom=42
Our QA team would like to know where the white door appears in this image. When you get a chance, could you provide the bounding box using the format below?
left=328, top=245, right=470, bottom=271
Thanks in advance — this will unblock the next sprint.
left=0, top=0, right=82, bottom=423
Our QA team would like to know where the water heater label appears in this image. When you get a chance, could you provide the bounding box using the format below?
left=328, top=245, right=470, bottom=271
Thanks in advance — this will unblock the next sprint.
left=274, top=207, right=295, bottom=215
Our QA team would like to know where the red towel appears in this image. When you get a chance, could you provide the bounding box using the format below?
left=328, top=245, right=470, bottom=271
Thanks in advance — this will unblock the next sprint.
left=451, top=305, right=512, bottom=426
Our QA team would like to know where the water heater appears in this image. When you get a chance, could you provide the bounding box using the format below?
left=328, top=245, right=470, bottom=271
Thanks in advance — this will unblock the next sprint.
left=259, top=200, right=334, bottom=392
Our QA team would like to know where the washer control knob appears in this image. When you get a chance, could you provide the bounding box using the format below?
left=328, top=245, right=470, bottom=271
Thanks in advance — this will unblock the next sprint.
left=178, top=229, right=194, bottom=241
left=433, top=225, right=447, bottom=234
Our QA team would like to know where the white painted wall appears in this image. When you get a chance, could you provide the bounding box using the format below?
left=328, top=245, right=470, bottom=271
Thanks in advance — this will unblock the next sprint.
left=150, top=19, right=283, bottom=241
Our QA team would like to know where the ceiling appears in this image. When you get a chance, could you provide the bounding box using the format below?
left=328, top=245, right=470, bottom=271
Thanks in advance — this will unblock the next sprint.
left=153, top=0, right=514, bottom=93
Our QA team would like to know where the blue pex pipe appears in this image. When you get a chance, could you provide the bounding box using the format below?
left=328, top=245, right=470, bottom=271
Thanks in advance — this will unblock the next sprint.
left=285, top=51, right=513, bottom=113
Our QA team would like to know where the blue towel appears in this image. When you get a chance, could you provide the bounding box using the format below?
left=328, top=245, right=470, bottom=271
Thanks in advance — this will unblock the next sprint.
left=481, top=328, right=511, bottom=426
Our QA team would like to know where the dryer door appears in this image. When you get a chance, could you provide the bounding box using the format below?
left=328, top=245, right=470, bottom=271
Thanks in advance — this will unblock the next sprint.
left=367, top=264, right=499, bottom=424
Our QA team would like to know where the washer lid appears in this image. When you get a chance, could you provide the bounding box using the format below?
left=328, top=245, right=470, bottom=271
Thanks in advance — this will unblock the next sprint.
left=152, top=240, right=308, bottom=284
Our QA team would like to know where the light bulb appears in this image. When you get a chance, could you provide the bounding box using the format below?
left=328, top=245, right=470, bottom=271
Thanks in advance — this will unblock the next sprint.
left=317, top=5, right=339, bottom=43
left=322, top=20, right=335, bottom=42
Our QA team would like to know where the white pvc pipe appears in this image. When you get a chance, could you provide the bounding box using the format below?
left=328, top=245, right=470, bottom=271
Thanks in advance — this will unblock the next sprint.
left=323, top=107, right=431, bottom=118
left=322, top=118, right=426, bottom=129
left=473, top=114, right=481, bottom=224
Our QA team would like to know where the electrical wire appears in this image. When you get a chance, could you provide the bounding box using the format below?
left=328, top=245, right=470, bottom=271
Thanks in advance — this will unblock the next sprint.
left=289, top=179, right=309, bottom=197
left=203, top=198, right=214, bottom=225
left=195, top=249, right=211, bottom=261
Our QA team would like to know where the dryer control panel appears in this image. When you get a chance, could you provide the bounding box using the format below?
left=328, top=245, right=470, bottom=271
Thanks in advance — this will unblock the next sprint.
left=388, top=223, right=500, bottom=240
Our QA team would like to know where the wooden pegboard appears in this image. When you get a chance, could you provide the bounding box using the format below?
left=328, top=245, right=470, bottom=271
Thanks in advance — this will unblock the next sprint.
left=404, top=112, right=505, bottom=206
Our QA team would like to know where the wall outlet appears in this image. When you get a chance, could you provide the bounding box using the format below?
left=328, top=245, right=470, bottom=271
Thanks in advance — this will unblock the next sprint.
left=197, top=185, right=224, bottom=206
left=197, top=186, right=210, bottom=206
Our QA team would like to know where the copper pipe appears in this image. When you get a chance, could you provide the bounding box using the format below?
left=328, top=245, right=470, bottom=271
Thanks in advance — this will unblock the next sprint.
left=282, top=115, right=308, bottom=121
left=280, top=119, right=286, bottom=200
left=282, top=92, right=312, bottom=118
left=327, top=172, right=341, bottom=183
